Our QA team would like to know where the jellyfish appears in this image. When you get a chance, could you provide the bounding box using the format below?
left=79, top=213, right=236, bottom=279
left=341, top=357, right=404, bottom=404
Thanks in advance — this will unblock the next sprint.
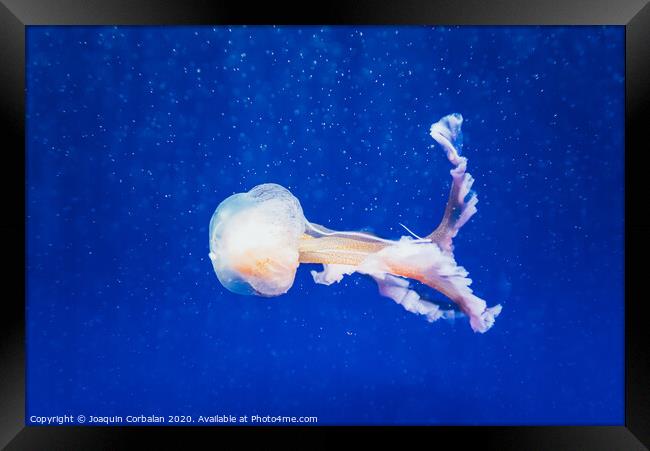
left=208, top=114, right=502, bottom=333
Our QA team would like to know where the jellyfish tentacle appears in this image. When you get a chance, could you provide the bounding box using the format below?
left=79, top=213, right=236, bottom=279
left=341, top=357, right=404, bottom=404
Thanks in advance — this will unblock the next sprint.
left=427, top=157, right=478, bottom=254
left=310, top=263, right=357, bottom=285
left=427, top=113, right=478, bottom=255
left=355, top=237, right=501, bottom=333
left=399, top=223, right=428, bottom=240
left=429, top=112, right=464, bottom=165
left=372, top=273, right=455, bottom=323
left=298, top=234, right=386, bottom=266
left=419, top=114, right=502, bottom=331
left=305, top=221, right=396, bottom=244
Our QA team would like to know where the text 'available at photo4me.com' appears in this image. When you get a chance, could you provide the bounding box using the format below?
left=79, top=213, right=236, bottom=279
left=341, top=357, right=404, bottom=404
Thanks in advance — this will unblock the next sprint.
left=28, top=414, right=319, bottom=425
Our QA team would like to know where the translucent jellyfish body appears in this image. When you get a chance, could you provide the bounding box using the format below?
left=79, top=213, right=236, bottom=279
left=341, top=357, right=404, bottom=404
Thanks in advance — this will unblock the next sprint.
left=209, top=114, right=502, bottom=333
left=208, top=183, right=306, bottom=296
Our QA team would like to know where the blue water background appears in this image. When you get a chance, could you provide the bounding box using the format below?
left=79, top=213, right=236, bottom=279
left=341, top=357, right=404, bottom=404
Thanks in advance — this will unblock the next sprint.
left=26, top=26, right=624, bottom=425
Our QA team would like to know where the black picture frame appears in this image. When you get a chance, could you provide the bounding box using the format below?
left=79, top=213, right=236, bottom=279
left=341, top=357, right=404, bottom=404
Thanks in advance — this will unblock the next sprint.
left=1, top=1, right=648, bottom=449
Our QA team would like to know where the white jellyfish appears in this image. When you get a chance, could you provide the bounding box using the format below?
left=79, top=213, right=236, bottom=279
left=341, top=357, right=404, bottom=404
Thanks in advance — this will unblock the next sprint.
left=208, top=114, right=502, bottom=333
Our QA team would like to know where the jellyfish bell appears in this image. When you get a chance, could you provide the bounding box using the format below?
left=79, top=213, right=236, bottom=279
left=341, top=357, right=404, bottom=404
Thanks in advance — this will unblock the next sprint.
left=209, top=183, right=307, bottom=297
left=208, top=114, right=503, bottom=333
